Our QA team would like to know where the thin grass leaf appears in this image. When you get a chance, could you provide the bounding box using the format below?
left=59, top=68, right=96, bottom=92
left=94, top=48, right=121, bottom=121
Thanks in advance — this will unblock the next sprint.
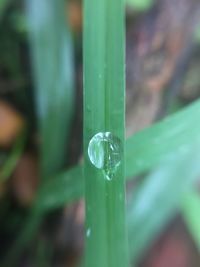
left=128, top=141, right=200, bottom=263
left=2, top=208, right=44, bottom=267
left=17, top=140, right=200, bottom=267
left=83, top=1, right=129, bottom=267
left=39, top=99, right=200, bottom=210
left=2, top=1, right=75, bottom=266
left=125, top=99, right=200, bottom=177
left=5, top=99, right=200, bottom=264
left=182, top=190, right=200, bottom=249
left=126, top=0, right=154, bottom=11
left=26, top=0, right=75, bottom=178
left=0, top=130, right=26, bottom=181
left=0, top=0, right=10, bottom=20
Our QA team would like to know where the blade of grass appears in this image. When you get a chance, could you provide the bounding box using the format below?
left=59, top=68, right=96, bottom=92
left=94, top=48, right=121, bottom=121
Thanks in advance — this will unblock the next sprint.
left=182, top=190, right=200, bottom=249
left=5, top=99, right=200, bottom=265
left=2, top=1, right=75, bottom=266
left=126, top=0, right=154, bottom=11
left=26, top=0, right=75, bottom=178
left=83, top=0, right=129, bottom=267
left=128, top=140, right=200, bottom=263
left=0, top=0, right=10, bottom=20
left=40, top=99, right=200, bottom=210
left=0, top=130, right=26, bottom=182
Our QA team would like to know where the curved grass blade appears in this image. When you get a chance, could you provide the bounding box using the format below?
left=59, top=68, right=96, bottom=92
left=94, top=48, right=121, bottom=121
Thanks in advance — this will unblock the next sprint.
left=1, top=1, right=75, bottom=266
left=182, top=190, right=200, bottom=250
left=0, top=130, right=26, bottom=182
left=4, top=99, right=200, bottom=265
left=128, top=141, right=200, bottom=263
left=40, top=99, right=200, bottom=209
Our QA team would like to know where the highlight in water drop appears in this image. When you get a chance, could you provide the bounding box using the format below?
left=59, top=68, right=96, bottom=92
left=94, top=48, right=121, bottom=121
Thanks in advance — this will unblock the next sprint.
left=88, top=132, right=122, bottom=180
left=86, top=228, right=91, bottom=238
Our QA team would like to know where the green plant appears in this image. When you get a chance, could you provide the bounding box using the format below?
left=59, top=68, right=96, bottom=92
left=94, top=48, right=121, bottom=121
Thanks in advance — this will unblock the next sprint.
left=126, top=0, right=154, bottom=11
left=39, top=99, right=200, bottom=210
left=83, top=0, right=129, bottom=266
left=2, top=1, right=75, bottom=266
left=182, top=190, right=200, bottom=249
left=2, top=1, right=200, bottom=266
left=27, top=0, right=75, bottom=179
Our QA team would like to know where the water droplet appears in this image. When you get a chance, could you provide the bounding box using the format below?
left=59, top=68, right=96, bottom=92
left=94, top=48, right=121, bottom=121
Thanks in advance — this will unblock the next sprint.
left=88, top=132, right=122, bottom=180
left=86, top=228, right=91, bottom=238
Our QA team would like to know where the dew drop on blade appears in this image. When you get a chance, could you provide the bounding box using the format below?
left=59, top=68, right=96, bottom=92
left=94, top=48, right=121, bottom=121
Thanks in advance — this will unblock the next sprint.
left=88, top=132, right=122, bottom=180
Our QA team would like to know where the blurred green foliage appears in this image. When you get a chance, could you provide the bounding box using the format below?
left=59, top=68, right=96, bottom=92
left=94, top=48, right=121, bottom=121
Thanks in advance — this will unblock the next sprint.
left=0, top=0, right=200, bottom=267
left=126, top=0, right=154, bottom=11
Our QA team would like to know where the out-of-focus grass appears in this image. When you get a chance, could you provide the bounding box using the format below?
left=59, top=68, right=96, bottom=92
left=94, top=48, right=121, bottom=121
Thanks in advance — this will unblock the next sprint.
left=182, top=190, right=200, bottom=250
left=2, top=1, right=75, bottom=266
left=39, top=99, right=200, bottom=210
left=0, top=131, right=26, bottom=182
left=26, top=0, right=75, bottom=179
left=128, top=141, right=200, bottom=263
left=126, top=0, right=154, bottom=11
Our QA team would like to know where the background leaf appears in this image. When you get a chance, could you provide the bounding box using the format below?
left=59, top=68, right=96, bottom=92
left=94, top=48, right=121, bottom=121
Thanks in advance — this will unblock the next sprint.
left=126, top=0, right=154, bottom=11
left=182, top=190, right=200, bottom=250
left=39, top=100, right=200, bottom=210
left=26, top=0, right=75, bottom=178
left=128, top=141, right=200, bottom=263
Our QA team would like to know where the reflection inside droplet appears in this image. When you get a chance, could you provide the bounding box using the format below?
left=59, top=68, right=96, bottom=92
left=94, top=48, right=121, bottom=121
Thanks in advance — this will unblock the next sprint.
left=88, top=132, right=122, bottom=180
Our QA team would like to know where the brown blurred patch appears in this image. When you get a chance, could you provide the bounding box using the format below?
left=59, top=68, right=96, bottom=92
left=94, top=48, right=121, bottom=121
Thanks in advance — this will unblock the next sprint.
left=126, top=0, right=200, bottom=136
left=0, top=100, right=25, bottom=148
left=139, top=218, right=200, bottom=267
left=67, top=0, right=82, bottom=33
left=10, top=152, right=39, bottom=206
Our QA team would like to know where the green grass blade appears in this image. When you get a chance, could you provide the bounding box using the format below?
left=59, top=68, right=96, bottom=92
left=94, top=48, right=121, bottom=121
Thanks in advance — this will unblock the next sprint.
left=1, top=2, right=75, bottom=266
left=40, top=99, right=200, bottom=209
left=0, top=0, right=10, bottom=20
left=5, top=99, right=200, bottom=265
left=26, top=0, right=75, bottom=178
left=128, top=141, right=200, bottom=263
left=126, top=0, right=154, bottom=11
left=0, top=131, right=26, bottom=182
left=125, top=99, right=200, bottom=177
left=2, top=209, right=44, bottom=267
left=182, top=190, right=200, bottom=249
left=83, top=1, right=129, bottom=267
left=38, top=166, right=83, bottom=210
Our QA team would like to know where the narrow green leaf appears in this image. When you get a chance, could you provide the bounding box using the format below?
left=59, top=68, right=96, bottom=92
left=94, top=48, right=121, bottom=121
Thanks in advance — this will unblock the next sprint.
left=126, top=0, right=154, bottom=11
left=83, top=1, right=129, bottom=267
left=26, top=0, right=75, bottom=178
left=2, top=2, right=75, bottom=266
left=40, top=100, right=200, bottom=209
left=5, top=100, right=200, bottom=265
left=2, top=209, right=44, bottom=267
left=0, top=131, right=26, bottom=182
left=128, top=141, right=200, bottom=263
left=125, top=99, right=200, bottom=177
left=0, top=0, right=10, bottom=20
left=38, top=166, right=83, bottom=210
left=182, top=190, right=200, bottom=249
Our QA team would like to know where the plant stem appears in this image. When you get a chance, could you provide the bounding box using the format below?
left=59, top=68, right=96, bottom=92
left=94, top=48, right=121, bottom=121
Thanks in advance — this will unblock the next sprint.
left=83, top=1, right=129, bottom=267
